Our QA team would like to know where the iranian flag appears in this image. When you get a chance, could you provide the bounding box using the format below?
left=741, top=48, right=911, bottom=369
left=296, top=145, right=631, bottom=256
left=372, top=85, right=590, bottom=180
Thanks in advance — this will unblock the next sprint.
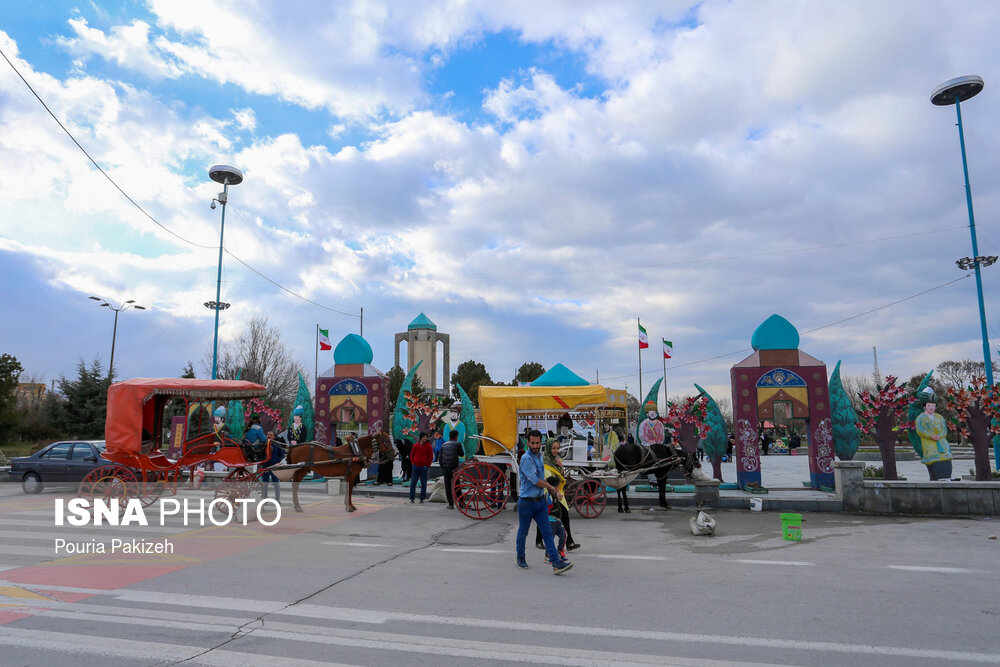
left=638, top=322, right=649, bottom=349
left=319, top=328, right=332, bottom=351
left=663, top=339, right=673, bottom=359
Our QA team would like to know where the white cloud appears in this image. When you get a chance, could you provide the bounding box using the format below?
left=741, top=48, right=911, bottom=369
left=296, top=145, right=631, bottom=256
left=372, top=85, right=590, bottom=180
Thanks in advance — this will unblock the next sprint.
left=5, top=2, right=1000, bottom=397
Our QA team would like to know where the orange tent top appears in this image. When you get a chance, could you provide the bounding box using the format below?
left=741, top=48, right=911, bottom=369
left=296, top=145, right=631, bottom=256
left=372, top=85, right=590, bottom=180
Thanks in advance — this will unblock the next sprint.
left=105, top=378, right=267, bottom=457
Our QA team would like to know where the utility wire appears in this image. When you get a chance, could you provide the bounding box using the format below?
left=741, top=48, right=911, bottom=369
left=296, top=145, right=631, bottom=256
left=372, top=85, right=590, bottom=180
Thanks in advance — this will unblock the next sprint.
left=595, top=273, right=974, bottom=384
left=0, top=46, right=214, bottom=250
left=225, top=249, right=359, bottom=317
left=1, top=45, right=359, bottom=318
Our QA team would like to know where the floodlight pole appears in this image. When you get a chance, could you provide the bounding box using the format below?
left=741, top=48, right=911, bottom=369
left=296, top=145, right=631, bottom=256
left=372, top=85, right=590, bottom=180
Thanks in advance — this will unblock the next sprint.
left=208, top=165, right=244, bottom=380
left=211, top=183, right=230, bottom=380
left=932, top=75, right=998, bottom=468
left=953, top=97, right=994, bottom=388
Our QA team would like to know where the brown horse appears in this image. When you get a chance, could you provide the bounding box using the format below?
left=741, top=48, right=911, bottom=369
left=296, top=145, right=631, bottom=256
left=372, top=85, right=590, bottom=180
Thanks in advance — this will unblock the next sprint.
left=286, top=432, right=394, bottom=513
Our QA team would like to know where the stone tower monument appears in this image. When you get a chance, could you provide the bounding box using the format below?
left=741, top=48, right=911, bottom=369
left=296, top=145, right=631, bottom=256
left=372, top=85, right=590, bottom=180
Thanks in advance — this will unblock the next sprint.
left=394, top=312, right=450, bottom=395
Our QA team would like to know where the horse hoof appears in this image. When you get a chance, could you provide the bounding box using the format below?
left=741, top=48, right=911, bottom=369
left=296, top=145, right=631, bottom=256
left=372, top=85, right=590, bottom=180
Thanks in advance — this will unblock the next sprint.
left=294, top=506, right=303, bottom=513
left=617, top=507, right=624, bottom=513
left=624, top=508, right=631, bottom=513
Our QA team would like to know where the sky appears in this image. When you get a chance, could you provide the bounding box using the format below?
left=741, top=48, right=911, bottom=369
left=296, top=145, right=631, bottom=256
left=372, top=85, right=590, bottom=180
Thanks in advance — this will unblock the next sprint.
left=3, top=0, right=1000, bottom=407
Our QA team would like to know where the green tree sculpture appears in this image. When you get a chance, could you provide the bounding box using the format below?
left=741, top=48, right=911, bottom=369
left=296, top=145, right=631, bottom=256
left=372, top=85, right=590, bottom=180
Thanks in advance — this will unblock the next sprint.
left=829, top=361, right=861, bottom=460
left=392, top=361, right=422, bottom=443
left=457, top=384, right=480, bottom=458
left=292, top=372, right=315, bottom=441
left=906, top=371, right=934, bottom=459
left=694, top=384, right=728, bottom=481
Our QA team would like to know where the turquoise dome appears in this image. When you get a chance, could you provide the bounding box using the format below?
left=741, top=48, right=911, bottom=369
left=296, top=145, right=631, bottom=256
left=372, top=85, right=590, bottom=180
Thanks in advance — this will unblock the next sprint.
left=751, top=314, right=800, bottom=351
left=334, top=334, right=374, bottom=365
left=408, top=312, right=437, bottom=331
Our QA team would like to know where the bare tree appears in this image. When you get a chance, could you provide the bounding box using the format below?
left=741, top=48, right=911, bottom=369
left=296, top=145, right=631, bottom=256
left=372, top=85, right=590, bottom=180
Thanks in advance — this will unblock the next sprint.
left=202, top=315, right=305, bottom=414
left=840, top=374, right=875, bottom=416
left=935, top=359, right=997, bottom=390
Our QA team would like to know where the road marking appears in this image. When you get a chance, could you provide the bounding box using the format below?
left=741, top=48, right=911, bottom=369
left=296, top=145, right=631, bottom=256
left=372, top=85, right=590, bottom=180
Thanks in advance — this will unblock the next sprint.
left=587, top=554, right=667, bottom=561
left=321, top=541, right=391, bottom=547
left=0, top=628, right=351, bottom=666
left=6, top=609, right=774, bottom=666
left=0, top=580, right=114, bottom=595
left=8, top=590, right=999, bottom=664
left=436, top=548, right=667, bottom=561
left=888, top=565, right=979, bottom=574
left=737, top=559, right=815, bottom=566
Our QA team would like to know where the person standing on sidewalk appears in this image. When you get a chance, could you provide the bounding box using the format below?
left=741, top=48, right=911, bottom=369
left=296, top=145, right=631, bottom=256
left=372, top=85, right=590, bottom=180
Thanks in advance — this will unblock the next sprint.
left=516, top=430, right=572, bottom=575
left=409, top=432, right=433, bottom=503
left=438, top=430, right=464, bottom=509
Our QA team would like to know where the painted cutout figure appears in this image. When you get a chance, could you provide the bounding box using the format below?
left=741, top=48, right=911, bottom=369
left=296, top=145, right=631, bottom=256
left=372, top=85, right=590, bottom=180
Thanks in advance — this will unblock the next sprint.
left=441, top=401, right=466, bottom=454
left=638, top=401, right=665, bottom=447
left=914, top=391, right=953, bottom=480
left=288, top=405, right=307, bottom=445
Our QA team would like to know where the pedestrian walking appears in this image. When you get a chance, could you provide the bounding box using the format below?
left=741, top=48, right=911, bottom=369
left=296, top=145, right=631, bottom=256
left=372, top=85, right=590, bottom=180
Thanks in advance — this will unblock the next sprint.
left=438, top=430, right=464, bottom=509
left=409, top=432, right=433, bottom=503
left=515, top=430, right=572, bottom=575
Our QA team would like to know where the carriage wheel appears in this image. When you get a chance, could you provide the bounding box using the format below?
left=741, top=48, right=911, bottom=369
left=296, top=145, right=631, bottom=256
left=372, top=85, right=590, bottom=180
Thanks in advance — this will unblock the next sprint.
left=211, top=467, right=263, bottom=522
left=573, top=478, right=607, bottom=518
left=138, top=470, right=170, bottom=507
left=453, top=461, right=509, bottom=520
left=79, top=465, right=139, bottom=506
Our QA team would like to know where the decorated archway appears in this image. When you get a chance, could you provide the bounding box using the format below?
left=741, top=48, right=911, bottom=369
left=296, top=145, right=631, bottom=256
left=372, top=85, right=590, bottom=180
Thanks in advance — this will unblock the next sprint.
left=730, top=314, right=835, bottom=489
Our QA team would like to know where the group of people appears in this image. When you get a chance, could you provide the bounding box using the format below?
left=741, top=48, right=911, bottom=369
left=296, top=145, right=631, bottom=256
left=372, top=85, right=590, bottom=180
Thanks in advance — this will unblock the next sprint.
left=393, top=429, right=466, bottom=507
left=208, top=404, right=312, bottom=502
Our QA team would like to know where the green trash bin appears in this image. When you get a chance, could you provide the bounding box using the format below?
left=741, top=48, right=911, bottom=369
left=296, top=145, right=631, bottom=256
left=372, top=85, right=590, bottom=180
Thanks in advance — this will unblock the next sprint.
left=781, top=513, right=802, bottom=541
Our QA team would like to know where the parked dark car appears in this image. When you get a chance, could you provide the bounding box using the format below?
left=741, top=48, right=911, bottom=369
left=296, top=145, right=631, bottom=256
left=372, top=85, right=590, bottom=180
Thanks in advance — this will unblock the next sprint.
left=7, top=441, right=109, bottom=494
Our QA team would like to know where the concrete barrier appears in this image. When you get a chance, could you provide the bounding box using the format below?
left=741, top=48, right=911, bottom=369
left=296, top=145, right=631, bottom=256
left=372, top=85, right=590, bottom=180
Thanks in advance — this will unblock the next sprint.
left=834, top=460, right=1000, bottom=515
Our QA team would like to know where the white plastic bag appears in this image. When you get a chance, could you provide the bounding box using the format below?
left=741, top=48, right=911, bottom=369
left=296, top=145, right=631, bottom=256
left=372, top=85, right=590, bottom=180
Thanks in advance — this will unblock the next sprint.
left=689, top=510, right=716, bottom=536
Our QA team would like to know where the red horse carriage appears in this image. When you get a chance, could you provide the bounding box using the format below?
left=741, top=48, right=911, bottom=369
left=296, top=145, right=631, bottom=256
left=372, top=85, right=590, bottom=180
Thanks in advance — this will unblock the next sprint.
left=78, top=378, right=272, bottom=507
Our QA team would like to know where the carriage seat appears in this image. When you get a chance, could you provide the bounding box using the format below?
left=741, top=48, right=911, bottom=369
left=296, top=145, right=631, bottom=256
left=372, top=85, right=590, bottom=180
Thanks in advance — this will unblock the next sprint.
left=144, top=450, right=178, bottom=469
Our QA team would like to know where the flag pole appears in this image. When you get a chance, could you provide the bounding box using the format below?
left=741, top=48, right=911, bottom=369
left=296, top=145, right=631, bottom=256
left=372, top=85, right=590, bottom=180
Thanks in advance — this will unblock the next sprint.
left=637, top=317, right=643, bottom=401
left=314, top=324, right=319, bottom=388
left=662, top=346, right=667, bottom=415
left=360, top=308, right=364, bottom=336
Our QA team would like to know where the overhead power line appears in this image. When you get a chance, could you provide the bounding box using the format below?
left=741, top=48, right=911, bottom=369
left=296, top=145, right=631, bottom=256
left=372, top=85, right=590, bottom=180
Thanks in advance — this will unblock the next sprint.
left=596, top=273, right=974, bottom=384
left=0, top=45, right=358, bottom=318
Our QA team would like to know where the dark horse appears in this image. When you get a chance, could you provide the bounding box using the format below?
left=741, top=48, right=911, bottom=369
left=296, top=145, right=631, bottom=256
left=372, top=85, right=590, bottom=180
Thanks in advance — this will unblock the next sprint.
left=613, top=439, right=701, bottom=512
left=286, top=432, right=394, bottom=513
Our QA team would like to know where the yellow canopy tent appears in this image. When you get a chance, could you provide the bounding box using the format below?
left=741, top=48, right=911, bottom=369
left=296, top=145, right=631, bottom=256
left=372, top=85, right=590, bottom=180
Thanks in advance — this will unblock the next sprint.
left=478, top=384, right=609, bottom=455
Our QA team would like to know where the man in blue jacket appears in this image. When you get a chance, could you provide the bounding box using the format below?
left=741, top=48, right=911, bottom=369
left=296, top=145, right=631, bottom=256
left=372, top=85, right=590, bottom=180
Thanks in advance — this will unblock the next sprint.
left=516, top=430, right=572, bottom=575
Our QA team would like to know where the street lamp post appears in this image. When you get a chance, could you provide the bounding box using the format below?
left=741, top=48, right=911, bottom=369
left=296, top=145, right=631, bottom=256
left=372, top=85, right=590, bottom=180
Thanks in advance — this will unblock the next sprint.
left=207, top=165, right=244, bottom=380
left=88, top=296, right=146, bottom=381
left=931, top=74, right=999, bottom=467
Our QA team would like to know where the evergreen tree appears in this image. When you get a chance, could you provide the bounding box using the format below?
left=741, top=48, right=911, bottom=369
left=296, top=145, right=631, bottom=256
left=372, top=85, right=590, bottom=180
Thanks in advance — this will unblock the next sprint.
left=57, top=359, right=109, bottom=439
left=0, top=353, right=24, bottom=434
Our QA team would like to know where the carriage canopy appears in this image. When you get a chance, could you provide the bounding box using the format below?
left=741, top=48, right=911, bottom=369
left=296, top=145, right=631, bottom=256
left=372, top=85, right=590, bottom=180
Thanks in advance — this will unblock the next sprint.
left=478, top=384, right=608, bottom=455
left=105, top=378, right=267, bottom=457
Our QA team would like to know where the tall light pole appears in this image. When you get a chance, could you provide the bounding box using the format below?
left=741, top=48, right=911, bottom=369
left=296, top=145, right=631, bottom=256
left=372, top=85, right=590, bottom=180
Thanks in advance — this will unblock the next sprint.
left=89, top=296, right=146, bottom=381
left=207, top=164, right=244, bottom=380
left=931, top=75, right=999, bottom=468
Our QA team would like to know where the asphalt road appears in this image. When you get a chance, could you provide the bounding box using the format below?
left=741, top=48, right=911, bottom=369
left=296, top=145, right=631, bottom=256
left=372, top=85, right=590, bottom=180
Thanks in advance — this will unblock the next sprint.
left=0, top=483, right=998, bottom=666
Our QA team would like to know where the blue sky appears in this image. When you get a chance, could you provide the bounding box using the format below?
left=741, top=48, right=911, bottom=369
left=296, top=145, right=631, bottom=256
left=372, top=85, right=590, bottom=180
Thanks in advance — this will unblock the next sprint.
left=3, top=0, right=1000, bottom=408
